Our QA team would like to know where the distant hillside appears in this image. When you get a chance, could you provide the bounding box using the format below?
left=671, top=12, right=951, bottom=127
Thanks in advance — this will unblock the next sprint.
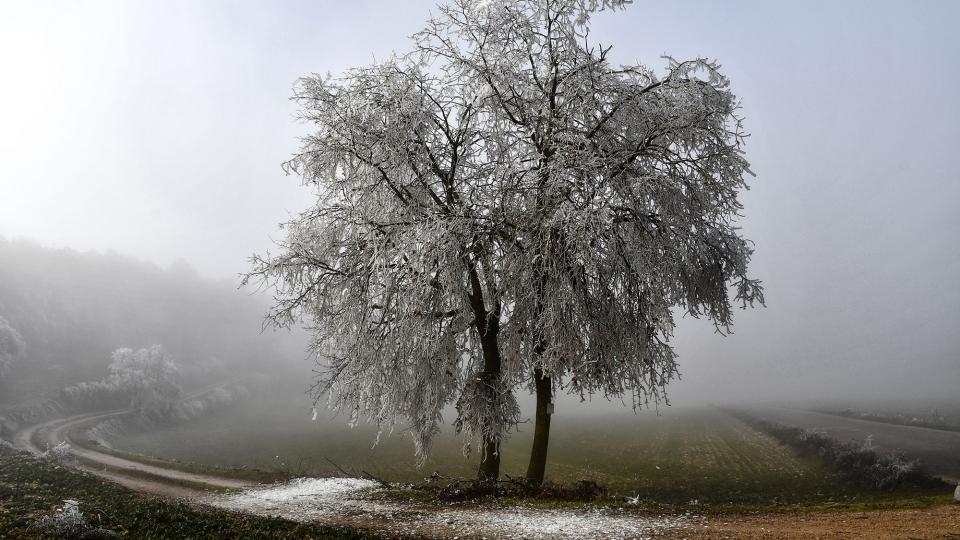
left=0, top=238, right=302, bottom=405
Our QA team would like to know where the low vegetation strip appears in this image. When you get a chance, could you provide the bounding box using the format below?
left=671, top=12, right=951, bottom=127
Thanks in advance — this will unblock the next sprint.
left=0, top=444, right=375, bottom=539
left=724, top=408, right=950, bottom=491
left=815, top=408, right=960, bottom=432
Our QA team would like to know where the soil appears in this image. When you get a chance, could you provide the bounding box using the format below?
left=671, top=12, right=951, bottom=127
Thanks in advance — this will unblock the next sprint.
left=670, top=504, right=960, bottom=539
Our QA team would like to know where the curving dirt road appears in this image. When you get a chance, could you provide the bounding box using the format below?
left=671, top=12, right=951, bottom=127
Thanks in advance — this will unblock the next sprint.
left=12, top=408, right=253, bottom=497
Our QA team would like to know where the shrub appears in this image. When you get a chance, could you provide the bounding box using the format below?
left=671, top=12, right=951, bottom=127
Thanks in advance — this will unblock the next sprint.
left=41, top=442, right=74, bottom=465
left=61, top=345, right=181, bottom=421
left=37, top=499, right=90, bottom=539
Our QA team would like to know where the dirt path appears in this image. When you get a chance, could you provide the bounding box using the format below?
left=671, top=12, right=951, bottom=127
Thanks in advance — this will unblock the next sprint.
left=11, top=410, right=187, bottom=496
left=14, top=409, right=252, bottom=496
left=10, top=383, right=258, bottom=497
left=670, top=504, right=960, bottom=539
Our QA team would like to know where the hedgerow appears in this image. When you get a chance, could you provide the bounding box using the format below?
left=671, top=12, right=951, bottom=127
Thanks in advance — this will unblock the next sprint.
left=726, top=410, right=948, bottom=491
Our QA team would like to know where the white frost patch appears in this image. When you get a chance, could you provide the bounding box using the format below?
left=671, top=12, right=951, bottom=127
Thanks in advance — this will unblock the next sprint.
left=231, top=477, right=376, bottom=504
left=210, top=478, right=703, bottom=539
left=211, top=477, right=382, bottom=519
left=442, top=507, right=701, bottom=540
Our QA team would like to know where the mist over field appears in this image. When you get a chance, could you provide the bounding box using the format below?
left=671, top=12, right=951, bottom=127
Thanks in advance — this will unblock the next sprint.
left=3, top=1, right=957, bottom=413
left=0, top=2, right=958, bottom=538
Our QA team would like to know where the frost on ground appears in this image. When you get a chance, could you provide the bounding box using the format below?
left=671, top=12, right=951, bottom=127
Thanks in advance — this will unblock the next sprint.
left=212, top=477, right=381, bottom=517
left=439, top=507, right=702, bottom=540
left=209, top=477, right=702, bottom=539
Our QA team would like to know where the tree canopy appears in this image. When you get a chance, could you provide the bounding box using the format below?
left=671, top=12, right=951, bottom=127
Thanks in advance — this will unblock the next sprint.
left=248, top=0, right=762, bottom=480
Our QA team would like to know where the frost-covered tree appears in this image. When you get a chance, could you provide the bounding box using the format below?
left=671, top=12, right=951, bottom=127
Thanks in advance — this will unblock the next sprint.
left=63, top=345, right=181, bottom=420
left=0, top=316, right=26, bottom=379
left=248, top=0, right=762, bottom=482
left=107, top=345, right=181, bottom=419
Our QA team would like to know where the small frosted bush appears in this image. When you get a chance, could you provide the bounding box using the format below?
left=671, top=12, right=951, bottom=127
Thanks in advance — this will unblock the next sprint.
left=41, top=442, right=73, bottom=464
left=37, top=499, right=89, bottom=538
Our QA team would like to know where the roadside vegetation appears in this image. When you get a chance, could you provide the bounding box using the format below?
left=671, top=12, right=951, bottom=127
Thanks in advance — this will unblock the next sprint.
left=816, top=407, right=960, bottom=432
left=725, top=409, right=951, bottom=492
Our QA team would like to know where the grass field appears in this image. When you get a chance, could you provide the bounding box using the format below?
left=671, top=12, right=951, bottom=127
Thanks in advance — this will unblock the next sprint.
left=105, top=396, right=916, bottom=505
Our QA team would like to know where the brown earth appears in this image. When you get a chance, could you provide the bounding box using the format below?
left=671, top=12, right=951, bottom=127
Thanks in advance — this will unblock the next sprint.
left=670, top=504, right=960, bottom=540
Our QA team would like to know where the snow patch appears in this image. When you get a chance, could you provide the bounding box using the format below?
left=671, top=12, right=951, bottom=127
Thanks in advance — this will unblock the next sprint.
left=211, top=477, right=703, bottom=539
left=440, top=507, right=700, bottom=540
left=214, top=477, right=379, bottom=516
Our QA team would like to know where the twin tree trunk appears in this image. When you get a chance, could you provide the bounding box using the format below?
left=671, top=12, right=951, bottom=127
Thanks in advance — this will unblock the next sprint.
left=476, top=363, right=554, bottom=484
left=467, top=266, right=553, bottom=484
left=476, top=364, right=553, bottom=484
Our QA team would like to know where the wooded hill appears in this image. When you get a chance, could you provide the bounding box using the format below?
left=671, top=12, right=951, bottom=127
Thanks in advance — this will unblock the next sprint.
left=0, top=238, right=300, bottom=405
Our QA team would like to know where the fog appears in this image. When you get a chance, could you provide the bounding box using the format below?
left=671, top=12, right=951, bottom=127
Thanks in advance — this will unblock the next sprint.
left=1, top=0, right=957, bottom=414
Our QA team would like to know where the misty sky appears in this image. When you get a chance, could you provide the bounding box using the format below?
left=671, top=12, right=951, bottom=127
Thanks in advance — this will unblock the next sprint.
left=1, top=0, right=958, bottom=404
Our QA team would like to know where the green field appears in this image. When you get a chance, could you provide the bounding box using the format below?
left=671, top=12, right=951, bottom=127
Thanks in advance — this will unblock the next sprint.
left=105, top=397, right=893, bottom=505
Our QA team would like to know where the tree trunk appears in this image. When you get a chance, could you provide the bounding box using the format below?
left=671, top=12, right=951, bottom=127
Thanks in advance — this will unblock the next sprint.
left=475, top=328, right=503, bottom=481
left=478, top=436, right=501, bottom=481
left=525, top=367, right=552, bottom=485
left=468, top=264, right=503, bottom=481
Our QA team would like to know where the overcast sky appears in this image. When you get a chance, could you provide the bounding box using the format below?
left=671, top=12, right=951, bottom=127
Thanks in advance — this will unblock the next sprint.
left=1, top=0, right=957, bottom=403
